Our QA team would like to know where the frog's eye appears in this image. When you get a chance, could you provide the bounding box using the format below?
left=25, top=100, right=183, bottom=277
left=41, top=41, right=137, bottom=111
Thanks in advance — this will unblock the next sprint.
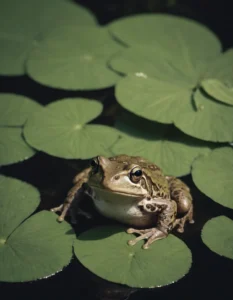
left=90, top=158, right=99, bottom=173
left=130, top=167, right=142, bottom=183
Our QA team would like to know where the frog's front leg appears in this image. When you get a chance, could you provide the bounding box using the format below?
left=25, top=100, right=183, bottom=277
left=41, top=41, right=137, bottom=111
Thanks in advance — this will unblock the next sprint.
left=50, top=167, right=91, bottom=222
left=127, top=199, right=177, bottom=249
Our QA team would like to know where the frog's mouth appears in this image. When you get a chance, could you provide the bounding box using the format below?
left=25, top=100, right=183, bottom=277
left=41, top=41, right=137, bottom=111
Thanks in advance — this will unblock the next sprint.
left=90, top=185, right=143, bottom=198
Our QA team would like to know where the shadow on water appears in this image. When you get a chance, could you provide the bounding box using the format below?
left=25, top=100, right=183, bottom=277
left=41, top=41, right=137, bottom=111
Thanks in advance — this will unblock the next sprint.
left=1, top=0, right=233, bottom=299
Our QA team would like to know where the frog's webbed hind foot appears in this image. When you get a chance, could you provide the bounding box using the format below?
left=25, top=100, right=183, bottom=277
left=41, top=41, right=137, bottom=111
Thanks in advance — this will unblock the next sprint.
left=127, top=228, right=167, bottom=249
left=174, top=205, right=194, bottom=233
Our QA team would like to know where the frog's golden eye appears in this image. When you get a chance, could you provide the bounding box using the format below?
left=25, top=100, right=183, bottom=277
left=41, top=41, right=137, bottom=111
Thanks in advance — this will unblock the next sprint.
left=130, top=167, right=142, bottom=183
left=90, top=157, right=99, bottom=173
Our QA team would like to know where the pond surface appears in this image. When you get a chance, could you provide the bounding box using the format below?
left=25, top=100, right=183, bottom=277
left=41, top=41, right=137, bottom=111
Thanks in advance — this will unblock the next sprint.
left=0, top=0, right=233, bottom=299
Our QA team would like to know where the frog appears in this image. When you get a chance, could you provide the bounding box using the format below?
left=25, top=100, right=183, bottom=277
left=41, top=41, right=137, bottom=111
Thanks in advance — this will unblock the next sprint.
left=51, top=155, right=194, bottom=249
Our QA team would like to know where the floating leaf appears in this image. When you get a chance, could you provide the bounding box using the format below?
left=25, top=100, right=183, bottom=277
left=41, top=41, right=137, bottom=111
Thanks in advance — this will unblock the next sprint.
left=115, top=74, right=193, bottom=124
left=0, top=0, right=96, bottom=37
left=201, top=216, right=233, bottom=259
left=204, top=49, right=233, bottom=86
left=0, top=128, right=35, bottom=166
left=0, top=0, right=97, bottom=75
left=26, top=26, right=122, bottom=90
left=175, top=89, right=233, bottom=142
left=0, top=175, right=75, bottom=282
left=0, top=34, right=35, bottom=76
left=0, top=93, right=41, bottom=126
left=110, top=45, right=201, bottom=87
left=0, top=94, right=40, bottom=165
left=201, top=79, right=233, bottom=106
left=23, top=98, right=120, bottom=159
left=192, top=147, right=233, bottom=209
left=108, top=14, right=221, bottom=60
left=111, top=113, right=213, bottom=176
left=74, top=225, right=192, bottom=288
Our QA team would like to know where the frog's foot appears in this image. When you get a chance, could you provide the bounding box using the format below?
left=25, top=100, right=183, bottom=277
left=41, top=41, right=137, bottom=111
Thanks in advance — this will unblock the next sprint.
left=174, top=207, right=194, bottom=233
left=127, top=228, right=167, bottom=249
left=50, top=203, right=70, bottom=222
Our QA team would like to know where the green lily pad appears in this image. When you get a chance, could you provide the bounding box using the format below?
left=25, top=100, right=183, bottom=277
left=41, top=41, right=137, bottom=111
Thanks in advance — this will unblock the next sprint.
left=201, top=216, right=233, bottom=259
left=115, top=74, right=193, bottom=124
left=0, top=93, right=41, bottom=126
left=175, top=89, right=233, bottom=142
left=0, top=0, right=96, bottom=37
left=0, top=33, right=36, bottom=76
left=204, top=49, right=233, bottom=86
left=23, top=98, right=120, bottom=159
left=108, top=14, right=221, bottom=60
left=201, top=79, right=233, bottom=106
left=0, top=94, right=40, bottom=165
left=26, top=26, right=122, bottom=90
left=192, top=147, right=233, bottom=209
left=0, top=175, right=75, bottom=282
left=0, top=0, right=97, bottom=75
left=0, top=128, right=35, bottom=166
left=74, top=225, right=192, bottom=288
left=111, top=113, right=213, bottom=176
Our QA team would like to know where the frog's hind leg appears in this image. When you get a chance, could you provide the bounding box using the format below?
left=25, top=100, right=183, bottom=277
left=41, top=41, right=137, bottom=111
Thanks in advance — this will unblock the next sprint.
left=166, top=176, right=194, bottom=233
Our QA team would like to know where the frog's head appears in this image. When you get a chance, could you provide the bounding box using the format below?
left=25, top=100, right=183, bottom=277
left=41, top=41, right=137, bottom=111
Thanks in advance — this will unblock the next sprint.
left=88, top=156, right=152, bottom=197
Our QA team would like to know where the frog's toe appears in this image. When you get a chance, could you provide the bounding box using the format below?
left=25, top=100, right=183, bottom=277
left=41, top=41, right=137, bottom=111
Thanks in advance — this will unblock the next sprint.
left=127, top=228, right=167, bottom=249
left=50, top=204, right=63, bottom=213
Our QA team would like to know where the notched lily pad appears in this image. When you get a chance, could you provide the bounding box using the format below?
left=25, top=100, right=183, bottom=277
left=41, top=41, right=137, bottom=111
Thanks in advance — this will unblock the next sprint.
left=201, top=79, right=233, bottom=106
left=108, top=14, right=221, bottom=60
left=0, top=0, right=97, bottom=75
left=175, top=89, right=233, bottom=142
left=74, top=225, right=192, bottom=288
left=0, top=128, right=36, bottom=166
left=0, top=175, right=74, bottom=282
left=0, top=93, right=41, bottom=126
left=26, top=26, right=122, bottom=90
left=201, top=216, right=233, bottom=259
left=192, top=147, right=233, bottom=209
left=0, top=94, right=40, bottom=165
left=23, top=98, right=120, bottom=159
left=111, top=112, right=213, bottom=176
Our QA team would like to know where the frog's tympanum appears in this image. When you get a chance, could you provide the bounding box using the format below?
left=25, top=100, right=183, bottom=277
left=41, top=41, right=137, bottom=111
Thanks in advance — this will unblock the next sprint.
left=51, top=155, right=194, bottom=249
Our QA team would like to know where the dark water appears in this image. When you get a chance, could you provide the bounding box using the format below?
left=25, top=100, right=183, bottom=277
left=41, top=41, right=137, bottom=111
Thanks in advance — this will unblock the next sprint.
left=1, top=1, right=233, bottom=299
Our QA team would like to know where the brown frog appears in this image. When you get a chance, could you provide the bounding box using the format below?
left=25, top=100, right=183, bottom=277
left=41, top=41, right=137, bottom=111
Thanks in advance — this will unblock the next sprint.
left=51, top=155, right=194, bottom=249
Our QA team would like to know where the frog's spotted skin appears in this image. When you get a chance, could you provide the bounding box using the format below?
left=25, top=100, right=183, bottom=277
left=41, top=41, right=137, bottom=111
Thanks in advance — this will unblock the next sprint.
left=51, top=155, right=194, bottom=249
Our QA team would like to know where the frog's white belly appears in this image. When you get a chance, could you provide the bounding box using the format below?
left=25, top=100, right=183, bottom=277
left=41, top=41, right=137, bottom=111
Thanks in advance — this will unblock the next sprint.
left=90, top=187, right=155, bottom=227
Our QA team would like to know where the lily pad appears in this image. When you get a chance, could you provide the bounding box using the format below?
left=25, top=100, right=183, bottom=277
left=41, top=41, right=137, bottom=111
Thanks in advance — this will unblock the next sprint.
left=0, top=175, right=75, bottom=282
left=111, top=113, right=214, bottom=176
left=201, top=216, right=233, bottom=259
left=201, top=79, right=233, bottom=106
left=0, top=0, right=96, bottom=37
left=0, top=128, right=36, bottom=166
left=23, top=98, right=120, bottom=159
left=0, top=94, right=40, bottom=165
left=0, top=93, right=41, bottom=126
left=108, top=14, right=221, bottom=60
left=0, top=0, right=97, bottom=75
left=74, top=225, right=192, bottom=288
left=115, top=73, right=192, bottom=124
left=175, top=89, right=233, bottom=142
left=26, top=26, right=122, bottom=90
left=192, top=147, right=233, bottom=209
left=0, top=33, right=36, bottom=76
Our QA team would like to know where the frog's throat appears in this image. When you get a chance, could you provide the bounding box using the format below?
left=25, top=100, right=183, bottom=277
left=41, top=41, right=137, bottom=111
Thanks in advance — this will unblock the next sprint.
left=90, top=185, right=143, bottom=198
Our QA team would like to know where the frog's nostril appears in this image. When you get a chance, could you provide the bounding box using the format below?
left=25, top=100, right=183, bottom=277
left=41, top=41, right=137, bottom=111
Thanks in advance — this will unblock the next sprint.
left=114, top=175, right=120, bottom=180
